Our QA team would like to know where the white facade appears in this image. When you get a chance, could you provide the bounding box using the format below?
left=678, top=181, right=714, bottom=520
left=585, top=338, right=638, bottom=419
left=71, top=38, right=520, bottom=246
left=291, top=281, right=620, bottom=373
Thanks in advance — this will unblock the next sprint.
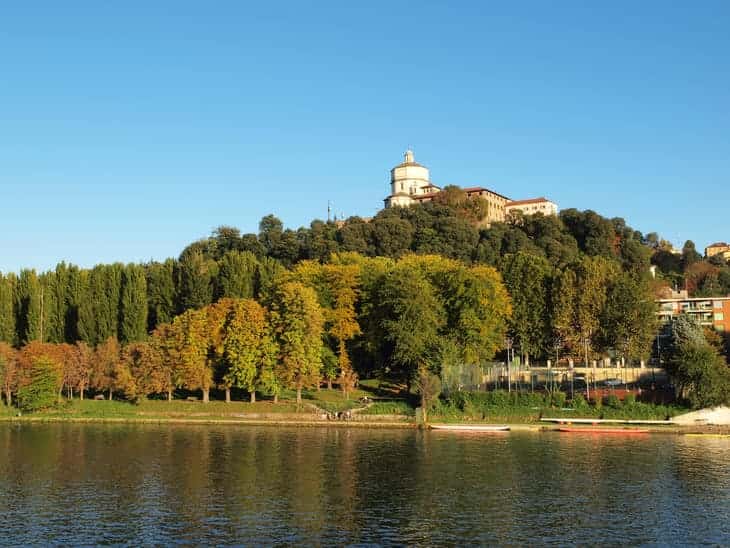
left=505, top=198, right=558, bottom=217
left=384, top=150, right=440, bottom=208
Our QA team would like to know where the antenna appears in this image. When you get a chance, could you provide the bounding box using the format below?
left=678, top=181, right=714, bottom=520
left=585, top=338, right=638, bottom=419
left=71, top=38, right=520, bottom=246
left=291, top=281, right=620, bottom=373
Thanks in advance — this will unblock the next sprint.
left=327, top=200, right=332, bottom=223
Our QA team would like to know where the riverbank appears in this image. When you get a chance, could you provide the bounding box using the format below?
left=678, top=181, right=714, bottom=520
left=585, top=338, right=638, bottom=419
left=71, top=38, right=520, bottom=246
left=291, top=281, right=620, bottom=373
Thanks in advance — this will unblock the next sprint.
left=2, top=403, right=728, bottom=434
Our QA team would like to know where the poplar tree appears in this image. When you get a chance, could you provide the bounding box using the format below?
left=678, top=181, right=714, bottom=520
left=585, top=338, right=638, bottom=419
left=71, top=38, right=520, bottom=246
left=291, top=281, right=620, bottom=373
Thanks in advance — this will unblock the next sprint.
left=119, top=264, right=148, bottom=343
left=79, top=264, right=122, bottom=346
left=15, top=269, right=41, bottom=344
left=145, top=259, right=176, bottom=331
left=0, top=273, right=17, bottom=344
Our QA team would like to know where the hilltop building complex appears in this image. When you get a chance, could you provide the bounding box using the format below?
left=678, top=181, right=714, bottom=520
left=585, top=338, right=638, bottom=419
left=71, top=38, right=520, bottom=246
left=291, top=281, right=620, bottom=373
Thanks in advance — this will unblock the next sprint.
left=705, top=242, right=730, bottom=260
left=383, top=150, right=558, bottom=224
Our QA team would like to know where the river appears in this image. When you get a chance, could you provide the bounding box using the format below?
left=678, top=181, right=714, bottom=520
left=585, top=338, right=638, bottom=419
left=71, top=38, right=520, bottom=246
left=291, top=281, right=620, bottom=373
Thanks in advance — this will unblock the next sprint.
left=0, top=424, right=728, bottom=545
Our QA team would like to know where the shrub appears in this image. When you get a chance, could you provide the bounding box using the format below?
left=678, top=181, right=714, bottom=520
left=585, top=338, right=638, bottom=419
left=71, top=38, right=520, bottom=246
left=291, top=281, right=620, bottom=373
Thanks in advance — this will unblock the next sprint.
left=623, top=393, right=636, bottom=406
left=604, top=394, right=621, bottom=409
left=572, top=393, right=588, bottom=409
left=549, top=391, right=567, bottom=408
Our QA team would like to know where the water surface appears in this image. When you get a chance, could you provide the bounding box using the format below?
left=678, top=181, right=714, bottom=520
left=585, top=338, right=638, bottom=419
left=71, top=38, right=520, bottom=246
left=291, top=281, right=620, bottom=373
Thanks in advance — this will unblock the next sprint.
left=1, top=424, right=728, bottom=545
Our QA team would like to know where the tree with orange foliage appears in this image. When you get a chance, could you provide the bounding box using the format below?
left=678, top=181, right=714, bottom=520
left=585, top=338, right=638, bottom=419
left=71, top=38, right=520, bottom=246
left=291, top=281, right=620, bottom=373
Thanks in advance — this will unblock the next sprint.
left=172, top=308, right=213, bottom=402
left=68, top=341, right=93, bottom=400
left=149, top=323, right=183, bottom=401
left=91, top=337, right=133, bottom=400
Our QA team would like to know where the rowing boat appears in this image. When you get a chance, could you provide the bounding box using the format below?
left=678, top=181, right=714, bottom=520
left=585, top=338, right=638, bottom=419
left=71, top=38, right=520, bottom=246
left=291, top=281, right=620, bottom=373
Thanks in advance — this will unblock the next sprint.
left=430, top=424, right=510, bottom=432
left=558, top=427, right=649, bottom=434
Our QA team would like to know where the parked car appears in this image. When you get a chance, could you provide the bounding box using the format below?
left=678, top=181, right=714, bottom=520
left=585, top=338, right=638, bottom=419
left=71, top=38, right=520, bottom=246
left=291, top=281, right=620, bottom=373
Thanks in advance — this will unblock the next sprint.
left=602, top=378, right=624, bottom=387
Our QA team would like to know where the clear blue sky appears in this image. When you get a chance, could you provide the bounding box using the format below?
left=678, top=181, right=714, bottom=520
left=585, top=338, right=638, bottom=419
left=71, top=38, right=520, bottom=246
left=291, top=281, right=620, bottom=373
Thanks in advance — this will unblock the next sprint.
left=1, top=1, right=728, bottom=272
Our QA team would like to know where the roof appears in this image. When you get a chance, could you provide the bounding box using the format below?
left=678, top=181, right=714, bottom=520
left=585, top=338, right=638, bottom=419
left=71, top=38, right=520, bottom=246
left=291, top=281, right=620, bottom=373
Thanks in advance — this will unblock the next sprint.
left=656, top=296, right=730, bottom=303
left=392, top=161, right=425, bottom=169
left=506, top=197, right=553, bottom=207
left=707, top=242, right=730, bottom=248
left=461, top=186, right=511, bottom=201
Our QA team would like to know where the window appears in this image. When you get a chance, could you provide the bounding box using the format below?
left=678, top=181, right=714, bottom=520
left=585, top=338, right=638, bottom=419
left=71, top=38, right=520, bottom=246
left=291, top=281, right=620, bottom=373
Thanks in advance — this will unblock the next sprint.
left=714, top=300, right=723, bottom=309
left=714, top=312, right=724, bottom=321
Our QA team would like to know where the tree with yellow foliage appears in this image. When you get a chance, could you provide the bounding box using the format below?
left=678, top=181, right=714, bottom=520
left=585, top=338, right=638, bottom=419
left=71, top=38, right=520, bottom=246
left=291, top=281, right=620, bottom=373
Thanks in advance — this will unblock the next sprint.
left=268, top=281, right=324, bottom=404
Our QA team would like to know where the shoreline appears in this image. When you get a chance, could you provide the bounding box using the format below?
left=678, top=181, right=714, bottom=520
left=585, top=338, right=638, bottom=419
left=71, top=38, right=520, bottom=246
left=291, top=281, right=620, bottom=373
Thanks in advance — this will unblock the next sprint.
left=2, top=415, right=729, bottom=434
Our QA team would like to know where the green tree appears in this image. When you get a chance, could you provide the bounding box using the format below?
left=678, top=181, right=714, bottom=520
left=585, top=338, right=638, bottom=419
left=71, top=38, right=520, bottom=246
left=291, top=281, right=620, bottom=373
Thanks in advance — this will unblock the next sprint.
left=78, top=264, right=123, bottom=346
left=665, top=316, right=730, bottom=408
left=223, top=299, right=277, bottom=402
left=680, top=240, right=702, bottom=271
left=550, top=268, right=578, bottom=359
left=378, top=264, right=445, bottom=386
left=145, top=259, right=177, bottom=332
left=599, top=272, right=657, bottom=362
left=119, top=264, right=148, bottom=343
left=502, top=253, right=552, bottom=364
left=0, top=273, right=16, bottom=344
left=176, top=250, right=217, bottom=313
left=14, top=269, right=42, bottom=344
left=17, top=356, right=60, bottom=412
left=268, top=281, right=324, bottom=404
left=215, top=251, right=259, bottom=300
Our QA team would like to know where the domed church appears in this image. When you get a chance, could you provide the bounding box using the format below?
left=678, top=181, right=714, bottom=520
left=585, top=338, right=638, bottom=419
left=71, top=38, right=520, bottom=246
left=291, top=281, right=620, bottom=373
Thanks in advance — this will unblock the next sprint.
left=382, top=150, right=558, bottom=224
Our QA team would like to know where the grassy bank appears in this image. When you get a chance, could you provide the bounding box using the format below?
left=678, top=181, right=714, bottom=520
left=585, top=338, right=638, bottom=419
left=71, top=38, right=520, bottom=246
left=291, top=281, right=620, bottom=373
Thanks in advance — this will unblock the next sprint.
left=1, top=385, right=689, bottom=427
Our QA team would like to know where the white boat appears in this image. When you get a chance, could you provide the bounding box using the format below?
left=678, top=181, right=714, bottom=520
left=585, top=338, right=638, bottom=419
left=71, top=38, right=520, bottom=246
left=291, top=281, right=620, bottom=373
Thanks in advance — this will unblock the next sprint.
left=430, top=424, right=510, bottom=432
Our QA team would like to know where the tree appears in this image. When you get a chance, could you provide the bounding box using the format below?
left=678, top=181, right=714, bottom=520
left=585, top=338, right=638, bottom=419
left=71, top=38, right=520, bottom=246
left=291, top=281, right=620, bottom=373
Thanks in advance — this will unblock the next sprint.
left=378, top=264, right=445, bottom=386
left=16, top=356, right=60, bottom=412
left=371, top=215, right=414, bottom=258
left=414, top=364, right=441, bottom=425
left=172, top=308, right=213, bottom=402
left=68, top=341, right=93, bottom=400
left=258, top=214, right=284, bottom=256
left=119, top=264, right=148, bottom=343
left=78, top=264, right=123, bottom=346
left=14, top=269, right=42, bottom=344
left=574, top=257, right=617, bottom=361
left=550, top=268, right=578, bottom=360
left=215, top=251, right=259, bottom=300
left=91, top=337, right=130, bottom=400
left=268, top=281, right=324, bottom=404
left=121, top=342, right=163, bottom=400
left=663, top=315, right=730, bottom=408
left=680, top=240, right=702, bottom=271
left=150, top=323, right=183, bottom=401
left=223, top=299, right=277, bottom=402
left=501, top=253, right=551, bottom=364
left=599, top=272, right=657, bottom=362
left=176, top=250, right=217, bottom=313
left=0, top=273, right=16, bottom=344
left=145, top=259, right=176, bottom=332
left=0, top=343, right=17, bottom=406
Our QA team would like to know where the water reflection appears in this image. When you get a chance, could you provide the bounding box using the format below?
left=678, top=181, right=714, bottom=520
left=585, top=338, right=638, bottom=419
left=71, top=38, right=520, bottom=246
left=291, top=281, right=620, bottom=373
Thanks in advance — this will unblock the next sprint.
left=0, top=425, right=728, bottom=545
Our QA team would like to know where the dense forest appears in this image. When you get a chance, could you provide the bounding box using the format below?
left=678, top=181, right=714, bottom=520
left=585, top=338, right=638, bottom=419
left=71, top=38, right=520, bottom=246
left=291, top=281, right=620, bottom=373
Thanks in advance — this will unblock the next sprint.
left=1, top=186, right=729, bottom=408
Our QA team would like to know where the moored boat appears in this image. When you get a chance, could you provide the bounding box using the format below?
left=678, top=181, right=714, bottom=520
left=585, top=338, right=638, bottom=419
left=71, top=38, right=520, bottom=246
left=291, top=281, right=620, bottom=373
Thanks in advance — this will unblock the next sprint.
left=430, top=424, right=510, bottom=432
left=557, top=427, right=649, bottom=434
